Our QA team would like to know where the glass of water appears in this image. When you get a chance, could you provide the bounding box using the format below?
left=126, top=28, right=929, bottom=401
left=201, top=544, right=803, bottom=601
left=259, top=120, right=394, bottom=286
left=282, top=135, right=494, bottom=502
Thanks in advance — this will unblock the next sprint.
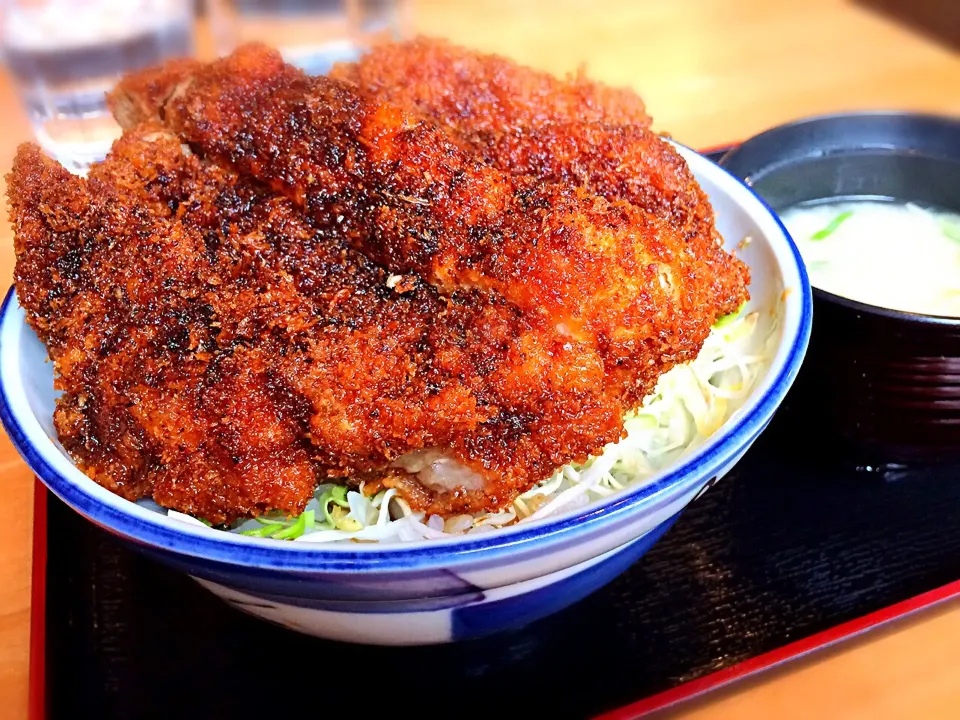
left=208, top=0, right=409, bottom=76
left=0, top=0, right=196, bottom=174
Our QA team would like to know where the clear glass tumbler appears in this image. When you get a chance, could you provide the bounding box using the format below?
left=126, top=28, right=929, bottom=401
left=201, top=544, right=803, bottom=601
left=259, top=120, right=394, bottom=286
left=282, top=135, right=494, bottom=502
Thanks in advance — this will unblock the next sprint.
left=208, top=0, right=408, bottom=76
left=1, top=0, right=196, bottom=174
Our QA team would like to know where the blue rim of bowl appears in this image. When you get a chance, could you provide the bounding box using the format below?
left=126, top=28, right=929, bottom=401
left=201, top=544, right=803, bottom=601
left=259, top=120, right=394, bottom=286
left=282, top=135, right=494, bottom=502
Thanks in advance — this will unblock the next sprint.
left=0, top=151, right=813, bottom=573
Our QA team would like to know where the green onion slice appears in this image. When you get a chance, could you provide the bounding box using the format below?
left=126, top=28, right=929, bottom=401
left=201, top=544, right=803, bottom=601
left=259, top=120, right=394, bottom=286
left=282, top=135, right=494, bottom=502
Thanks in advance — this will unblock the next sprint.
left=273, top=510, right=315, bottom=540
left=331, top=485, right=350, bottom=507
left=810, top=211, right=853, bottom=240
left=240, top=523, right=284, bottom=537
left=941, top=220, right=960, bottom=243
left=713, top=300, right=747, bottom=329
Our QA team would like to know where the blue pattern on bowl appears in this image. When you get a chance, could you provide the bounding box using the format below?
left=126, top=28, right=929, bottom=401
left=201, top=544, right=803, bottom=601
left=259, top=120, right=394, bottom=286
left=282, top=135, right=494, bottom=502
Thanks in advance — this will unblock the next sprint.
left=451, top=515, right=678, bottom=641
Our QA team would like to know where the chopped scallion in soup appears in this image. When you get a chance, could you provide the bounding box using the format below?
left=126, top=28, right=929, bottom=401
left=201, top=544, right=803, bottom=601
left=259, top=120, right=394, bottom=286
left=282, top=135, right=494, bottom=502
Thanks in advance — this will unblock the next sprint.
left=779, top=200, right=960, bottom=316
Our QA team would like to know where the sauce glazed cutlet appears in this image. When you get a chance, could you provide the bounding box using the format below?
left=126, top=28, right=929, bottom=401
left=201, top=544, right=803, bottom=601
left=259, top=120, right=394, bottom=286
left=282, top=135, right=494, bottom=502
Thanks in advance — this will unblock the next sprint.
left=9, top=141, right=316, bottom=523
left=329, top=37, right=749, bottom=329
left=9, top=128, right=628, bottom=522
left=328, top=35, right=653, bottom=133
left=109, top=43, right=749, bottom=410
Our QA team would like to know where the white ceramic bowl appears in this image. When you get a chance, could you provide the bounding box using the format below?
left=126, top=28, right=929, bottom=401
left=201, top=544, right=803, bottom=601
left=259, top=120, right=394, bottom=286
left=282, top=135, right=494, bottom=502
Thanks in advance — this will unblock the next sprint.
left=0, top=145, right=811, bottom=645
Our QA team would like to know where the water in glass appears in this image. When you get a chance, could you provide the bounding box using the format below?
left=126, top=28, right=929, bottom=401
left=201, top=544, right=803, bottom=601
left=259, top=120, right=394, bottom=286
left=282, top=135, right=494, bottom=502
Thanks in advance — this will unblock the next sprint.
left=2, top=0, right=195, bottom=173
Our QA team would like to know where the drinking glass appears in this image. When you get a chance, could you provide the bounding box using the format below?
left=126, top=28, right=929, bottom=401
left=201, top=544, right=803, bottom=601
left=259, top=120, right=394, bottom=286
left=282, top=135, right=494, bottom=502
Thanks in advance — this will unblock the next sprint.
left=207, top=0, right=408, bottom=75
left=1, top=0, right=196, bottom=174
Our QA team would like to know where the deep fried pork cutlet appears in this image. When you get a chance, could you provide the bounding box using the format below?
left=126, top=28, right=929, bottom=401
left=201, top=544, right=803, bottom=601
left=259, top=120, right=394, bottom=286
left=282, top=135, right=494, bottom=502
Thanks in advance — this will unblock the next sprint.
left=329, top=37, right=748, bottom=320
left=328, top=36, right=653, bottom=133
left=9, top=129, right=626, bottom=522
left=109, top=43, right=748, bottom=408
left=10, top=40, right=753, bottom=527
left=10, top=140, right=317, bottom=522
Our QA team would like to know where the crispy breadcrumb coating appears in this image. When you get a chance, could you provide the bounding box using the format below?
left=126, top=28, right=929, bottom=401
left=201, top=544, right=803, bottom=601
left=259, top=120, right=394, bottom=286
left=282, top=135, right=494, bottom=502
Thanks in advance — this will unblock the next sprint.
left=9, top=129, right=624, bottom=521
left=8, top=40, right=750, bottom=525
left=331, top=37, right=748, bottom=326
left=110, top=43, right=748, bottom=407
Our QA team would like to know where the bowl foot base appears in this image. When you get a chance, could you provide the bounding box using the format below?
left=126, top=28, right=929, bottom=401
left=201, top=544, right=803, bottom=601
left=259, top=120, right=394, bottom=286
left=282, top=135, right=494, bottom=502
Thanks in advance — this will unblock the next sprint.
left=191, top=516, right=678, bottom=645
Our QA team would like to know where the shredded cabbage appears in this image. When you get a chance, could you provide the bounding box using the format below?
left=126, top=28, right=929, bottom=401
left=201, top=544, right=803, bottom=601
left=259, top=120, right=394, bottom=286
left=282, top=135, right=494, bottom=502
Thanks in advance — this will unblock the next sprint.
left=166, top=308, right=776, bottom=543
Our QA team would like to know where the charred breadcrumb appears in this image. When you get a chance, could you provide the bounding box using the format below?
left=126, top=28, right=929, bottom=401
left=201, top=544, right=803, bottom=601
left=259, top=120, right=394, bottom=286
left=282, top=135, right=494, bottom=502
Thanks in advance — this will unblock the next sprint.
left=110, top=43, right=749, bottom=407
left=329, top=36, right=653, bottom=133
left=8, top=40, right=750, bottom=527
left=330, top=38, right=749, bottom=395
left=10, top=128, right=625, bottom=522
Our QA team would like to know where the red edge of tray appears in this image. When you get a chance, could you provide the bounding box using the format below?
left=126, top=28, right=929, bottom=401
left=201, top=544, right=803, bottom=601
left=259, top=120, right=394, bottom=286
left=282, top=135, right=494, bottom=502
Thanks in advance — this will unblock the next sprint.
left=29, top=481, right=960, bottom=720
left=594, top=577, right=960, bottom=719
left=33, top=139, right=950, bottom=720
left=592, top=137, right=960, bottom=719
left=21, top=139, right=731, bottom=720
left=29, top=479, right=47, bottom=720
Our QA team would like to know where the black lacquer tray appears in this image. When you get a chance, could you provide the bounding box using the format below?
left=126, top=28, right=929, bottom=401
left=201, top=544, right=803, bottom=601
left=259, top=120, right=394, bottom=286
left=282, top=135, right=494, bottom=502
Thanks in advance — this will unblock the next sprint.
left=34, top=149, right=960, bottom=719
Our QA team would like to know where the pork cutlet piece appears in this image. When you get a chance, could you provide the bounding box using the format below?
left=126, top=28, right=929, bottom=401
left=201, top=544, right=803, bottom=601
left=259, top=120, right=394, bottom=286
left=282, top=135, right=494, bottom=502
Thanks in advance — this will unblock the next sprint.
left=9, top=141, right=316, bottom=524
left=329, top=35, right=653, bottom=133
left=110, top=44, right=745, bottom=408
left=9, top=128, right=626, bottom=520
left=330, top=37, right=749, bottom=319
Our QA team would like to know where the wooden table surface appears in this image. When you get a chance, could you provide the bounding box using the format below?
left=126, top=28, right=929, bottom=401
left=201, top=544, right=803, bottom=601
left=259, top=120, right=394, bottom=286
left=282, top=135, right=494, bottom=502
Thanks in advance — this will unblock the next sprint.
left=0, top=1, right=959, bottom=717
